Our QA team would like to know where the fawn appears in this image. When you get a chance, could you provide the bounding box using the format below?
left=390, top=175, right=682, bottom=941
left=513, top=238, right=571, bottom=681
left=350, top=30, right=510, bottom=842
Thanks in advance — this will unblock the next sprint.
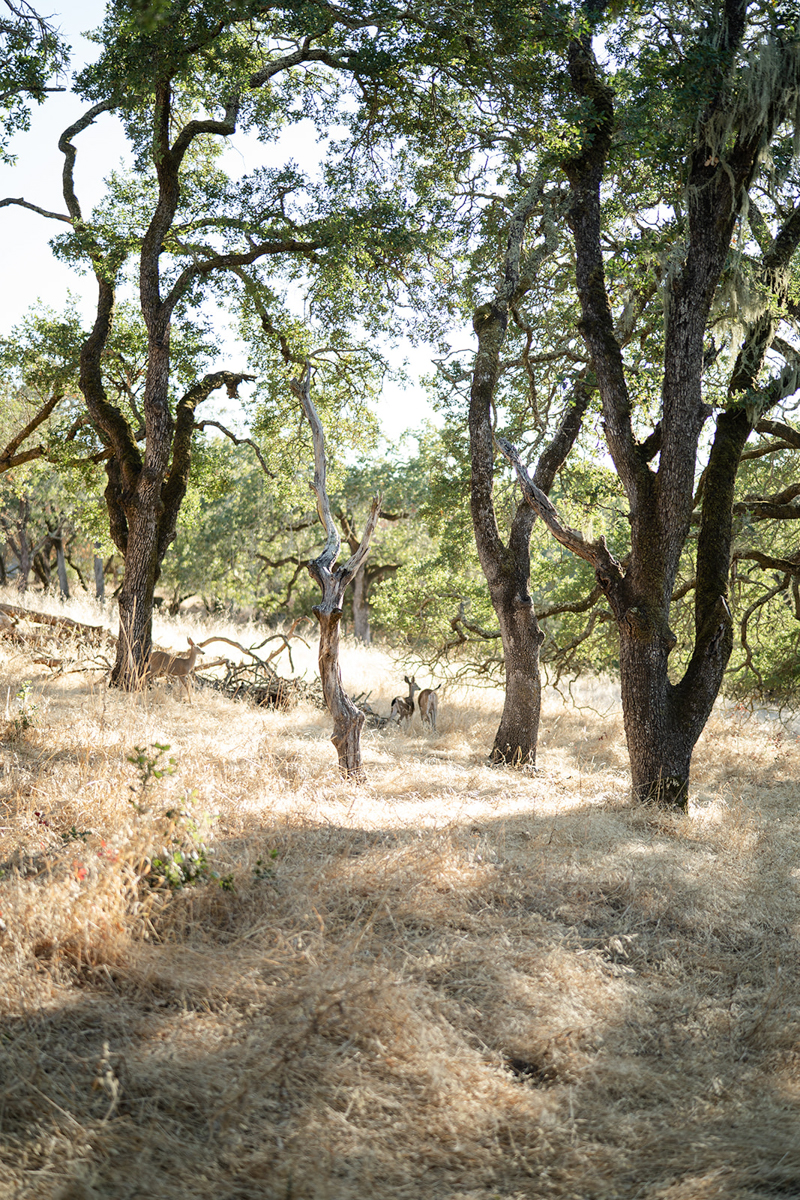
left=146, top=636, right=205, bottom=703
left=390, top=675, right=419, bottom=724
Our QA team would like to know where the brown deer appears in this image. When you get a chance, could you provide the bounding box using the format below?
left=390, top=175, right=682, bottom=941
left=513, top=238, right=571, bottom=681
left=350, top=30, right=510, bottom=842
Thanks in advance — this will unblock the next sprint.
left=390, top=675, right=419, bottom=725
left=418, top=684, right=440, bottom=731
left=146, top=636, right=205, bottom=703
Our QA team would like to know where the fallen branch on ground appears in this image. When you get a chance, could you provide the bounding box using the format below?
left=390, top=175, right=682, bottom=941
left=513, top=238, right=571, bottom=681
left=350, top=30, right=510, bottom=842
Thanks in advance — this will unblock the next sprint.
left=0, top=603, right=111, bottom=641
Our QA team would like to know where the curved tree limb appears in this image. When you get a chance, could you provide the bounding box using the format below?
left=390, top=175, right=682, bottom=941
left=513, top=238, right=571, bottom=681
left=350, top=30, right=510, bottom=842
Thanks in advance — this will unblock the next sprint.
left=0, top=389, right=64, bottom=472
left=754, top=418, right=800, bottom=448
left=537, top=581, right=605, bottom=621
left=495, top=433, right=626, bottom=611
left=563, top=19, right=642, bottom=502
left=157, top=371, right=257, bottom=563
left=734, top=549, right=800, bottom=573
left=57, top=100, right=117, bottom=224
left=161, top=236, right=328, bottom=322
left=734, top=499, right=800, bottom=521
left=739, top=578, right=788, bottom=693
left=0, top=196, right=70, bottom=221
left=195, top=418, right=274, bottom=478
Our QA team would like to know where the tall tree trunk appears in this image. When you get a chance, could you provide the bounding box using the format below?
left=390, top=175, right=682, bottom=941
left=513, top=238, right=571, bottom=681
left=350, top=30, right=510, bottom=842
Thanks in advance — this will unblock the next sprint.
left=54, top=534, right=69, bottom=599
left=94, top=547, right=105, bottom=601
left=489, top=574, right=543, bottom=765
left=111, top=511, right=160, bottom=684
left=470, top=291, right=544, bottom=766
left=467, top=178, right=586, bottom=767
left=108, top=335, right=173, bottom=685
left=618, top=629, right=689, bottom=806
left=15, top=499, right=31, bottom=594
left=471, top=304, right=590, bottom=763
left=351, top=569, right=371, bottom=644
left=556, top=9, right=775, bottom=807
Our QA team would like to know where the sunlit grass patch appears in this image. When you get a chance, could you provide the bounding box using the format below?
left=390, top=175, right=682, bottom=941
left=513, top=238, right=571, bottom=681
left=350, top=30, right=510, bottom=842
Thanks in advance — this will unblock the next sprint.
left=0, top=596, right=799, bottom=1198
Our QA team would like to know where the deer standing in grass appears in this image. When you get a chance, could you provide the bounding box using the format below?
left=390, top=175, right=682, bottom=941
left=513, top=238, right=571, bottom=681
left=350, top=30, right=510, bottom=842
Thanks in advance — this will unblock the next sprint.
left=418, top=684, right=440, bottom=731
left=390, top=675, right=419, bottom=725
left=146, top=637, right=205, bottom=703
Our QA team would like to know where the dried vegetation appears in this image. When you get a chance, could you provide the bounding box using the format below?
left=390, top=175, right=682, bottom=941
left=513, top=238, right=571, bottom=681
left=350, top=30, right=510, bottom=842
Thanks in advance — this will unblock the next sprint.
left=0, top=595, right=799, bottom=1199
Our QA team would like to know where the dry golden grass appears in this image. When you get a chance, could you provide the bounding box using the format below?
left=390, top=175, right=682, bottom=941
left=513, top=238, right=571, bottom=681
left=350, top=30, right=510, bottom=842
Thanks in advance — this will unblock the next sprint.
left=1, top=595, right=799, bottom=1199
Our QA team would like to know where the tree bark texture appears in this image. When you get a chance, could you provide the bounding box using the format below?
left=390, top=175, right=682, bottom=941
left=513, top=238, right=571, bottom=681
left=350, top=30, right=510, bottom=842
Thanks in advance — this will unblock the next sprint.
left=551, top=5, right=800, bottom=805
left=469, top=178, right=589, bottom=765
left=54, top=535, right=69, bottom=598
left=351, top=569, right=371, bottom=644
left=470, top=302, right=542, bottom=766
left=468, top=182, right=556, bottom=766
left=57, top=92, right=257, bottom=688
left=13, top=499, right=31, bottom=593
left=317, top=606, right=366, bottom=777
left=94, top=549, right=105, bottom=601
left=292, top=367, right=380, bottom=779
left=490, top=578, right=543, bottom=765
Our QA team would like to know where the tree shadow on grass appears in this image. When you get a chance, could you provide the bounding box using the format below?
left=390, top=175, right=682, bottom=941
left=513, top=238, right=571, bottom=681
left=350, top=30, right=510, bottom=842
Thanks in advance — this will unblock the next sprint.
left=3, top=788, right=800, bottom=1199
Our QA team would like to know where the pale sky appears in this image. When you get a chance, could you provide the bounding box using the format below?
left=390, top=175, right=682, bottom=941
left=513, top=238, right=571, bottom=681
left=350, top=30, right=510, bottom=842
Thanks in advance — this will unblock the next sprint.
left=0, top=0, right=441, bottom=447
left=0, top=1, right=107, bottom=331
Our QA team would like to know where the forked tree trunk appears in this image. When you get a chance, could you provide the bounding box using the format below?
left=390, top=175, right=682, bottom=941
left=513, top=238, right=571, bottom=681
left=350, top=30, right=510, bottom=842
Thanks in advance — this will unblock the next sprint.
left=497, top=407, right=752, bottom=809
left=58, top=97, right=256, bottom=691
left=79, top=294, right=252, bottom=688
left=544, top=11, right=796, bottom=808
left=351, top=569, right=371, bottom=644
left=470, top=304, right=590, bottom=761
left=292, top=367, right=380, bottom=779
left=467, top=175, right=592, bottom=768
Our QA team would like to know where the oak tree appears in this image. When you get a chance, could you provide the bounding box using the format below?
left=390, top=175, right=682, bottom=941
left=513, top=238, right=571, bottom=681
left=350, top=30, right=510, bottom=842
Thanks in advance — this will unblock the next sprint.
left=494, top=0, right=800, bottom=803
left=2, top=0, right=450, bottom=685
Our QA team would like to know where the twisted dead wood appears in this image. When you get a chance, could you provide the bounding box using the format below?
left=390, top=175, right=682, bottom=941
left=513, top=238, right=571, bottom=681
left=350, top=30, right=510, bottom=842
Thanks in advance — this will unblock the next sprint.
left=290, top=366, right=380, bottom=779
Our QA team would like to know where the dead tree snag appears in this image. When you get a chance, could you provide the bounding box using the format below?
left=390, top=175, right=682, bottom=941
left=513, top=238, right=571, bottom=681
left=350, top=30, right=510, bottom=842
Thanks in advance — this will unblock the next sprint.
left=291, top=366, right=380, bottom=780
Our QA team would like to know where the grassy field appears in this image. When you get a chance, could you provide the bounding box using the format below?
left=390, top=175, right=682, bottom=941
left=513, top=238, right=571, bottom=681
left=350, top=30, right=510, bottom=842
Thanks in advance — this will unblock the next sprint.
left=1, top=595, right=799, bottom=1200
